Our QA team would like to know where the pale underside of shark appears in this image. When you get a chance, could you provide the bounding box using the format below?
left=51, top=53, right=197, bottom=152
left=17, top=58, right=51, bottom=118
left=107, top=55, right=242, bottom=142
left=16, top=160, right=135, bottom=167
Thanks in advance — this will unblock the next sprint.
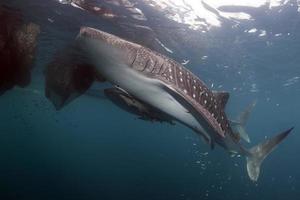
left=46, top=26, right=293, bottom=182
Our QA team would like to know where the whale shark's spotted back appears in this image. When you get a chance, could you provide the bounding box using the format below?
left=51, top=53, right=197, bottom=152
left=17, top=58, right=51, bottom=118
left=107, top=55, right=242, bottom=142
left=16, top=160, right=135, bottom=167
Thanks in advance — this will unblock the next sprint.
left=130, top=47, right=232, bottom=137
left=78, top=27, right=233, bottom=138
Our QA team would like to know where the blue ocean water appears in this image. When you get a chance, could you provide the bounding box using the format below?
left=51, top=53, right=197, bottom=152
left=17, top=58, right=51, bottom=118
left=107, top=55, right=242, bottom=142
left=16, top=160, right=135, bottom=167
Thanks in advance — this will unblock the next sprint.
left=0, top=0, right=299, bottom=199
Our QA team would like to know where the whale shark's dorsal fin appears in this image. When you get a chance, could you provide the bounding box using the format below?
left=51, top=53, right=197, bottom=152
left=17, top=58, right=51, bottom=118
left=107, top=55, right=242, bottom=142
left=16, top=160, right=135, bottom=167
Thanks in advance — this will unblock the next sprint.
left=213, top=91, right=229, bottom=109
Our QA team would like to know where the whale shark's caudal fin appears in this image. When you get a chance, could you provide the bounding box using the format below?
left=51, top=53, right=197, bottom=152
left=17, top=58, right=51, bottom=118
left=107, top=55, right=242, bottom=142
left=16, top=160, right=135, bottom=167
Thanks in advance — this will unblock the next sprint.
left=231, top=100, right=257, bottom=143
left=246, top=127, right=293, bottom=181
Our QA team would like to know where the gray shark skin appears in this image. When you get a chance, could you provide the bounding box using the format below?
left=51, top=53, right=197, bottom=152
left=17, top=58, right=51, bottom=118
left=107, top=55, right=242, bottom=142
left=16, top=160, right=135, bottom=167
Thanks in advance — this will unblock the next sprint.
left=60, top=26, right=293, bottom=181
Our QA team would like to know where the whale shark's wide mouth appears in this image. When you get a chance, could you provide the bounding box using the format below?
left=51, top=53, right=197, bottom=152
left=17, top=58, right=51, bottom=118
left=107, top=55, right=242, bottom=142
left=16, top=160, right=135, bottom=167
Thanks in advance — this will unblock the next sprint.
left=78, top=27, right=110, bottom=41
left=78, top=27, right=127, bottom=47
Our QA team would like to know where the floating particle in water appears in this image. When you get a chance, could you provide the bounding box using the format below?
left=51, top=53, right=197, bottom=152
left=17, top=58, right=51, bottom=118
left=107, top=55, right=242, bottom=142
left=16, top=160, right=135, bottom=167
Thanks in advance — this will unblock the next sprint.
left=181, top=59, right=190, bottom=65
left=283, top=76, right=299, bottom=87
left=200, top=152, right=208, bottom=156
left=201, top=56, right=208, bottom=60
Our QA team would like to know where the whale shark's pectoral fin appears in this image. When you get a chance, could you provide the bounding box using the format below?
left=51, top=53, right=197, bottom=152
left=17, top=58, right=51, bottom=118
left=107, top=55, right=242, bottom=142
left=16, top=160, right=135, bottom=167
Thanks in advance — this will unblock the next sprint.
left=45, top=43, right=106, bottom=110
left=198, top=129, right=215, bottom=150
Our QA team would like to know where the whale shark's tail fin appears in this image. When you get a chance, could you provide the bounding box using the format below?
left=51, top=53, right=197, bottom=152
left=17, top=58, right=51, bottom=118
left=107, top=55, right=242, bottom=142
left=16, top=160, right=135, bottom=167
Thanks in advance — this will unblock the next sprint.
left=246, top=127, right=293, bottom=181
left=231, top=100, right=257, bottom=143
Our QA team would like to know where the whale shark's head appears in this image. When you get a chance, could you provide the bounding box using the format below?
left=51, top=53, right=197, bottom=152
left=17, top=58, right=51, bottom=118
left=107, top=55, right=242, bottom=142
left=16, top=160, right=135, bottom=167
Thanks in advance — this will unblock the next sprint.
left=76, top=27, right=139, bottom=69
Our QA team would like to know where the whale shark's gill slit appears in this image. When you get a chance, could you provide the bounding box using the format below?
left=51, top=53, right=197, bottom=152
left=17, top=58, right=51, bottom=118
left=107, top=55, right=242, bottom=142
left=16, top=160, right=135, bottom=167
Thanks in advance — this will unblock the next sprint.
left=158, top=63, right=164, bottom=74
left=146, top=58, right=156, bottom=73
left=151, top=60, right=158, bottom=73
left=173, top=64, right=178, bottom=87
left=130, top=52, right=137, bottom=67
left=142, top=59, right=150, bottom=72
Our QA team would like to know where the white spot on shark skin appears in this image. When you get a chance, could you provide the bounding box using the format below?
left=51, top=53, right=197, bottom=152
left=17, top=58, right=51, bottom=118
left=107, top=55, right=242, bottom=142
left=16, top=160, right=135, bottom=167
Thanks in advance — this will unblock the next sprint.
left=204, top=100, right=207, bottom=104
left=179, top=71, right=183, bottom=75
left=180, top=78, right=183, bottom=82
left=193, top=85, right=196, bottom=90
left=193, top=93, right=196, bottom=98
left=183, top=89, right=187, bottom=94
left=170, top=75, right=173, bottom=80
left=168, top=68, right=172, bottom=72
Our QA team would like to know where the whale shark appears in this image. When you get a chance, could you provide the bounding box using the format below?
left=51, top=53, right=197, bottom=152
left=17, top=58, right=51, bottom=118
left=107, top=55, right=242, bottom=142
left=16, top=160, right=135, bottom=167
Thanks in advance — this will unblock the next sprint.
left=46, top=26, right=293, bottom=181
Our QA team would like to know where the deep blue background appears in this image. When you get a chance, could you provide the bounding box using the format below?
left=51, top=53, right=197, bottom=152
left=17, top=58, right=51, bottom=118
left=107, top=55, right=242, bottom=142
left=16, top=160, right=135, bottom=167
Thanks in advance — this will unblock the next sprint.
left=0, top=0, right=299, bottom=199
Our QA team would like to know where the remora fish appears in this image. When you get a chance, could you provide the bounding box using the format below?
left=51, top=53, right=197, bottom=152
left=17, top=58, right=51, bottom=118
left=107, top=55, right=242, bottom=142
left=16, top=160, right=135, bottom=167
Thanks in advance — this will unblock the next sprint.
left=104, top=86, right=175, bottom=124
left=56, top=27, right=294, bottom=181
